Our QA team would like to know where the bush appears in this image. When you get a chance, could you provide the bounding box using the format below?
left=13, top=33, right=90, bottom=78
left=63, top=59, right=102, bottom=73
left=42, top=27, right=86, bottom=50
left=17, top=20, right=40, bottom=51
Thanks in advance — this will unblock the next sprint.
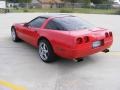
left=23, top=9, right=29, bottom=12
left=116, top=10, right=120, bottom=15
left=60, top=9, right=73, bottom=13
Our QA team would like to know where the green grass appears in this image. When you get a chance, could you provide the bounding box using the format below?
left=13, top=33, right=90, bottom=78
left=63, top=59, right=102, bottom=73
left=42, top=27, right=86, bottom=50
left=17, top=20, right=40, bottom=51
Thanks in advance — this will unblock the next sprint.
left=9, top=8, right=120, bottom=15
left=10, top=8, right=60, bottom=13
left=73, top=8, right=119, bottom=14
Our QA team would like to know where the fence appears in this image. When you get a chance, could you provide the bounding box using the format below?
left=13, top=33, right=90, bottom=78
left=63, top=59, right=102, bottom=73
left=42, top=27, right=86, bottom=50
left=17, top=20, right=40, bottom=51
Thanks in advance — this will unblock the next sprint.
left=7, top=2, right=120, bottom=9
left=0, top=2, right=120, bottom=13
left=7, top=3, right=120, bottom=9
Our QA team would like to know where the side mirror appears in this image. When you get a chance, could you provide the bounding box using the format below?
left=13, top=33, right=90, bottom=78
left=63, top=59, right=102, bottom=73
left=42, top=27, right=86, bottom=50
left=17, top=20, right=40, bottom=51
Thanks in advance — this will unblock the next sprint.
left=24, top=23, right=29, bottom=27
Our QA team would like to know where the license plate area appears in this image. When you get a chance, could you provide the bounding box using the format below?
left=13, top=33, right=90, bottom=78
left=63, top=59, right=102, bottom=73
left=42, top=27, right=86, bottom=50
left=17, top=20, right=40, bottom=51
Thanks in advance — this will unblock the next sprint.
left=92, top=40, right=102, bottom=48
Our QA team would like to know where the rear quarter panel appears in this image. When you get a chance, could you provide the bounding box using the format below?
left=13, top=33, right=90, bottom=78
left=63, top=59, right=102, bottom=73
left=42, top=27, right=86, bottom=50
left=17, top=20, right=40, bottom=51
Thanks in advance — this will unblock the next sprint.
left=38, top=29, right=75, bottom=55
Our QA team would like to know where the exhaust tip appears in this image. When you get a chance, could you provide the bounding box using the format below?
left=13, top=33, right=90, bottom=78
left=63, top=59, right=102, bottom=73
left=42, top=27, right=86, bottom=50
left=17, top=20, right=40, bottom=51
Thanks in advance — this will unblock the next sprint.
left=103, top=49, right=109, bottom=53
left=73, top=58, right=84, bottom=62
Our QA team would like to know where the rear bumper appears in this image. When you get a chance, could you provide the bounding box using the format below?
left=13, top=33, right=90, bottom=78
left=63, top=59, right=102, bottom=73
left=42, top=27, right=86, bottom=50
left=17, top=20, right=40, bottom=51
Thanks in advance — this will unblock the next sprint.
left=58, top=39, right=113, bottom=59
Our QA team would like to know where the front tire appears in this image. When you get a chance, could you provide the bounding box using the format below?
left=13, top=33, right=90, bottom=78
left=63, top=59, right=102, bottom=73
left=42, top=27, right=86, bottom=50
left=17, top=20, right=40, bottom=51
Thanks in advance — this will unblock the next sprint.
left=11, top=27, right=20, bottom=42
left=38, top=39, right=55, bottom=63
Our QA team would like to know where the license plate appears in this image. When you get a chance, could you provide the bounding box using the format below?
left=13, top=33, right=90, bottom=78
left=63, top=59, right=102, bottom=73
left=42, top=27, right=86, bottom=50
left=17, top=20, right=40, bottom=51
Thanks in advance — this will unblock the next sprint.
left=92, top=41, right=101, bottom=48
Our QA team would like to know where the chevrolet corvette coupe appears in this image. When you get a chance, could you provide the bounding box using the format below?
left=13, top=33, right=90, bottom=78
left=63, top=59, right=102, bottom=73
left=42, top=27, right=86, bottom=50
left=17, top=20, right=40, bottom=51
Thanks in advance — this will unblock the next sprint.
left=11, top=14, right=113, bottom=62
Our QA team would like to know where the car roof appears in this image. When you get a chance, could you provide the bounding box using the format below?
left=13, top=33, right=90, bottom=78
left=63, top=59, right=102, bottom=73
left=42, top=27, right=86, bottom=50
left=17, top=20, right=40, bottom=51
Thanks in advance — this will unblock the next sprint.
left=38, top=14, right=74, bottom=19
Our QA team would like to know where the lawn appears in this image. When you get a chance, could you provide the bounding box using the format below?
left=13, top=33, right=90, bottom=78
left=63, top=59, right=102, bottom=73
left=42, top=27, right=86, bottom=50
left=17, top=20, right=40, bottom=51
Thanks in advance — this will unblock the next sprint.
left=9, top=8, right=120, bottom=15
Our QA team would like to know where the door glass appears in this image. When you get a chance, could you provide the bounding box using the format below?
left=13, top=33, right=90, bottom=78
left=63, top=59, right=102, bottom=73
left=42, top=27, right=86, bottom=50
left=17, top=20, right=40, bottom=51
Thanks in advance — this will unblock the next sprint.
left=29, top=18, right=46, bottom=28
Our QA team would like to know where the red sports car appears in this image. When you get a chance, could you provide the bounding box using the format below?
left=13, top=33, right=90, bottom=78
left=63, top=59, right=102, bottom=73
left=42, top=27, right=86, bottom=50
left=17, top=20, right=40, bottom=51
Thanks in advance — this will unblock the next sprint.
left=11, top=14, right=113, bottom=62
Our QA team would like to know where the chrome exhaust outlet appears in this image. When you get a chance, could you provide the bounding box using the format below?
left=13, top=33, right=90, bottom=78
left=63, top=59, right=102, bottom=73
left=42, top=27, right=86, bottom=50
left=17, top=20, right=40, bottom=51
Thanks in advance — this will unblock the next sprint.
left=73, top=58, right=84, bottom=62
left=103, top=49, right=109, bottom=53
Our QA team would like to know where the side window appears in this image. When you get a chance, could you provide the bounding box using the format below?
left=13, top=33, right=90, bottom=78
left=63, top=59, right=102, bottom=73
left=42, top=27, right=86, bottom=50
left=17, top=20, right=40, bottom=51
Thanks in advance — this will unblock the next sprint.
left=28, top=18, right=46, bottom=28
left=45, top=20, right=63, bottom=30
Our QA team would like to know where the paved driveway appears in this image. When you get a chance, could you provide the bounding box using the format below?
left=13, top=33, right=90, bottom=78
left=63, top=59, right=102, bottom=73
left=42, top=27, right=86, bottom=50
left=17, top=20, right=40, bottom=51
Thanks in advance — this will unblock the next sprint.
left=0, top=13, right=120, bottom=90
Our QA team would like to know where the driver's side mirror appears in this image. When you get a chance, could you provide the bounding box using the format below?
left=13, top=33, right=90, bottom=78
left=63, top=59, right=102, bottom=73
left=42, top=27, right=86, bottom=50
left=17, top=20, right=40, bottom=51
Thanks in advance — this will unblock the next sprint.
left=24, top=23, right=29, bottom=27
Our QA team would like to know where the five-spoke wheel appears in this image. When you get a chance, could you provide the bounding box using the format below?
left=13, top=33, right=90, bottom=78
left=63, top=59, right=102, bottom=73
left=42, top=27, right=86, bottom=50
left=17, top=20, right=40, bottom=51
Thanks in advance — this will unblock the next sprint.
left=39, top=39, right=55, bottom=63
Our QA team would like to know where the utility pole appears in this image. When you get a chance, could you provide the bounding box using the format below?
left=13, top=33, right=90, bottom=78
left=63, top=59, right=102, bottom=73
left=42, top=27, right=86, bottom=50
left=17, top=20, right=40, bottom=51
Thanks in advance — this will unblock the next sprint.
left=27, top=0, right=29, bottom=9
left=5, top=0, right=7, bottom=8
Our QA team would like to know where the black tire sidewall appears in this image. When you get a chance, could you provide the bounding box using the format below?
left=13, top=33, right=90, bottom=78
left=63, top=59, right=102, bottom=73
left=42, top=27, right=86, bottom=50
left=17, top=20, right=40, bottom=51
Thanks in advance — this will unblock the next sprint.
left=11, top=27, right=20, bottom=42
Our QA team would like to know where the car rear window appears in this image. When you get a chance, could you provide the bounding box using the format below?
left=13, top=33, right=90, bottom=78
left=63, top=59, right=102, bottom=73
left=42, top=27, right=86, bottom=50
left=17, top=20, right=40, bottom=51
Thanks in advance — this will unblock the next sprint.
left=53, top=16, right=94, bottom=31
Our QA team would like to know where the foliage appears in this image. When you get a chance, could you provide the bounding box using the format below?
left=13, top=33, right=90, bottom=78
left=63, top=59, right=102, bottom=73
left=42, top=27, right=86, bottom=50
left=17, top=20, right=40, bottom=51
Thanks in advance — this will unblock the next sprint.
left=60, top=8, right=73, bottom=13
left=91, top=0, right=109, bottom=4
left=60, top=0, right=109, bottom=4
left=61, top=0, right=83, bottom=3
left=7, top=0, right=32, bottom=3
left=23, top=9, right=29, bottom=12
left=7, top=0, right=109, bottom=4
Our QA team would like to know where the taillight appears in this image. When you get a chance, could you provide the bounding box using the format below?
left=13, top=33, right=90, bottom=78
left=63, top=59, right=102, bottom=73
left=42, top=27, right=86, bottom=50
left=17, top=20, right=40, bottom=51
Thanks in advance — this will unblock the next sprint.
left=105, top=32, right=109, bottom=38
left=76, top=38, right=83, bottom=44
left=84, top=36, right=89, bottom=43
left=109, top=32, right=112, bottom=37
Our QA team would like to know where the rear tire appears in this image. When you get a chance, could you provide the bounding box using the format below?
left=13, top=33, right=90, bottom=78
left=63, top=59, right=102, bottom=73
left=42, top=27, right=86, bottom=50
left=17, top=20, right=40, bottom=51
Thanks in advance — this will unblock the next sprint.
left=11, top=27, right=21, bottom=42
left=38, top=39, right=55, bottom=63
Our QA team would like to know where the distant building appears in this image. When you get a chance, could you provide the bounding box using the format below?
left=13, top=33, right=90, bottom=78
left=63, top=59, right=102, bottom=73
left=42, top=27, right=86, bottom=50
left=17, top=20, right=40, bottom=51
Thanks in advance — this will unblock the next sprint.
left=37, top=0, right=62, bottom=3
left=113, top=0, right=120, bottom=2
left=0, top=1, right=6, bottom=9
left=112, top=0, right=120, bottom=4
left=36, top=0, right=63, bottom=8
left=110, top=0, right=120, bottom=3
left=32, top=0, right=39, bottom=4
left=111, top=0, right=120, bottom=8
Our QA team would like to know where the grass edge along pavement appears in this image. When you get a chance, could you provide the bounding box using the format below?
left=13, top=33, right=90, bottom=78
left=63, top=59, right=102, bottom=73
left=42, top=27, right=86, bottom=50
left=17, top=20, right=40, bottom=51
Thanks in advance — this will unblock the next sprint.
left=8, top=8, right=120, bottom=15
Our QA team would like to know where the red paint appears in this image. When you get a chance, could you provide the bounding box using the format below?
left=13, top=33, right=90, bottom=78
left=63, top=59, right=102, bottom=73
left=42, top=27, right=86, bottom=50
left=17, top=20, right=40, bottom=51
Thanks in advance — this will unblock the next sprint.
left=13, top=16, right=113, bottom=60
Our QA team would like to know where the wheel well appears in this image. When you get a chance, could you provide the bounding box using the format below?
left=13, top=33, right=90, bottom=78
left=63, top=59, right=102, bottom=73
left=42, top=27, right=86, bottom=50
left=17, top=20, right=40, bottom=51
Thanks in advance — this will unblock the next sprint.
left=11, top=26, right=15, bottom=30
left=37, top=37, right=55, bottom=57
left=38, top=37, right=51, bottom=46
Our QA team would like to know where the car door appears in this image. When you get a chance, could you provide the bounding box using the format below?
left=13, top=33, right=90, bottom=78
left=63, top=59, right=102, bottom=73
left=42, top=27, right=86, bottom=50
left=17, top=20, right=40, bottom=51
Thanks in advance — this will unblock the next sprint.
left=22, top=17, right=46, bottom=46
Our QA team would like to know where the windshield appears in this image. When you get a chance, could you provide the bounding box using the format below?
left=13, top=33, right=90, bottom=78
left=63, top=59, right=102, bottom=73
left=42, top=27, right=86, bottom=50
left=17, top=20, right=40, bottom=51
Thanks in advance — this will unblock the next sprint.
left=53, top=16, right=94, bottom=31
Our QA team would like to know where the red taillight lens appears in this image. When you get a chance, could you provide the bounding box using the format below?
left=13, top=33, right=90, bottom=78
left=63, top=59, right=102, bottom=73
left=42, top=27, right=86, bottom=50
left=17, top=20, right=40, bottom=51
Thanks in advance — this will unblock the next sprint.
left=109, top=32, right=113, bottom=37
left=76, top=38, right=83, bottom=44
left=84, top=36, right=89, bottom=43
left=105, top=32, right=109, bottom=38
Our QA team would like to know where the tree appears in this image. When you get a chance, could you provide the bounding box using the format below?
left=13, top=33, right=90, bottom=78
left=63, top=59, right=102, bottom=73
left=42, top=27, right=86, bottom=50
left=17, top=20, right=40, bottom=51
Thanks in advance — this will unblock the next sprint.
left=62, top=0, right=109, bottom=4
left=7, top=0, right=32, bottom=3
left=62, top=0, right=81, bottom=3
left=90, top=0, right=109, bottom=4
left=84, top=0, right=91, bottom=4
left=61, top=0, right=91, bottom=8
left=61, top=0, right=81, bottom=8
